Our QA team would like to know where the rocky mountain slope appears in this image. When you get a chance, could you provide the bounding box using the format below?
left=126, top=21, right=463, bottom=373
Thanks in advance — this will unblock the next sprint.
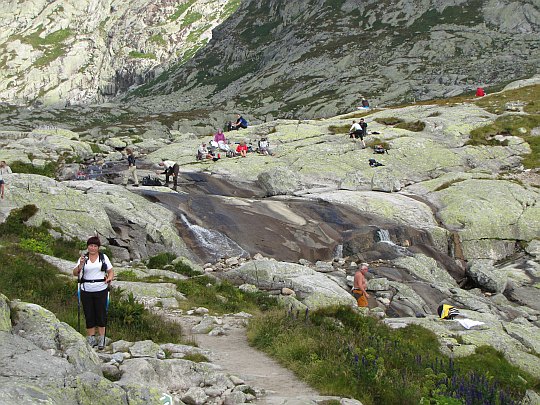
left=0, top=0, right=241, bottom=106
left=131, top=0, right=540, bottom=119
left=0, top=78, right=539, bottom=403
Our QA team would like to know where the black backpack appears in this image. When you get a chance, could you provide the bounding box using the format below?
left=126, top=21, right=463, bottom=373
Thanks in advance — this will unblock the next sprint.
left=142, top=175, right=163, bottom=186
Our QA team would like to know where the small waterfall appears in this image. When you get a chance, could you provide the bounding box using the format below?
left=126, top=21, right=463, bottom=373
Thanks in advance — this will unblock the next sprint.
left=377, top=229, right=393, bottom=244
left=180, top=214, right=248, bottom=259
left=333, top=244, right=343, bottom=260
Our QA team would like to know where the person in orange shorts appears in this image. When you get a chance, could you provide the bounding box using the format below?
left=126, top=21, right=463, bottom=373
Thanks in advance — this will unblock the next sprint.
left=352, top=263, right=370, bottom=307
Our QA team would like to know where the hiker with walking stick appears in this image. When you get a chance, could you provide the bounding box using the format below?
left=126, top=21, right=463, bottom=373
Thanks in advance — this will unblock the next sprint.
left=73, top=236, right=114, bottom=350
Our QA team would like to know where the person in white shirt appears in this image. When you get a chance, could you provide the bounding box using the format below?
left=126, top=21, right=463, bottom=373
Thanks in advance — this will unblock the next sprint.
left=349, top=120, right=367, bottom=148
left=0, top=161, right=12, bottom=199
left=73, top=236, right=114, bottom=350
left=158, top=159, right=179, bottom=191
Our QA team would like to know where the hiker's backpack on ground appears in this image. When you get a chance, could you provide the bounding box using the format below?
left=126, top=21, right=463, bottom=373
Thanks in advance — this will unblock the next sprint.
left=142, top=175, right=163, bottom=186
left=437, top=304, right=460, bottom=319
left=369, top=158, right=384, bottom=167
left=374, top=145, right=388, bottom=154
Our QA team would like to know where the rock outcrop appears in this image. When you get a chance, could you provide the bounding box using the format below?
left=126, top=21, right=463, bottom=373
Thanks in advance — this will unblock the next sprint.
left=0, top=0, right=241, bottom=106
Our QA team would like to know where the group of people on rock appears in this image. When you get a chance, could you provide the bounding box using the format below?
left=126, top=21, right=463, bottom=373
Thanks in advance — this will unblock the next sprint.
left=349, top=118, right=368, bottom=148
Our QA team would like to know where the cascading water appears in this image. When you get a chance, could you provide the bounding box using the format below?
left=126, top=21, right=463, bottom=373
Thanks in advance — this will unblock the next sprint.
left=377, top=229, right=392, bottom=244
left=376, top=228, right=411, bottom=256
left=333, top=244, right=343, bottom=260
left=180, top=214, right=248, bottom=260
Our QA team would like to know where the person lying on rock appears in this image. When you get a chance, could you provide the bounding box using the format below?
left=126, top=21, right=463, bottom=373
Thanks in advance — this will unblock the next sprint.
left=73, top=236, right=114, bottom=350
left=352, top=263, right=370, bottom=307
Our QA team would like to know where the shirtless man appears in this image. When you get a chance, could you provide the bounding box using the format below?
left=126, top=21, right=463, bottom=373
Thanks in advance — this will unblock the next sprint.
left=352, top=263, right=369, bottom=307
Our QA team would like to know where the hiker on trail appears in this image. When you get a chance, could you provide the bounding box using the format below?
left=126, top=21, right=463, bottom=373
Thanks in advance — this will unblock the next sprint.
left=236, top=140, right=248, bottom=157
left=352, top=263, right=369, bottom=307
left=123, top=148, right=139, bottom=187
left=475, top=87, right=485, bottom=97
left=158, top=159, right=179, bottom=191
left=197, top=143, right=214, bottom=160
left=214, top=129, right=230, bottom=152
left=73, top=236, right=114, bottom=350
left=0, top=161, right=12, bottom=200
left=230, top=114, right=248, bottom=131
left=258, top=137, right=272, bottom=155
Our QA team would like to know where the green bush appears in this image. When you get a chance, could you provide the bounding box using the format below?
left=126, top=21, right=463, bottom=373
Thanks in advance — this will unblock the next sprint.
left=374, top=117, right=403, bottom=125
left=20, top=237, right=53, bottom=255
left=328, top=124, right=350, bottom=134
left=175, top=277, right=279, bottom=314
left=247, top=306, right=537, bottom=405
left=395, top=120, right=426, bottom=132
left=10, top=161, right=58, bottom=178
left=147, top=252, right=176, bottom=269
left=183, top=353, right=210, bottom=363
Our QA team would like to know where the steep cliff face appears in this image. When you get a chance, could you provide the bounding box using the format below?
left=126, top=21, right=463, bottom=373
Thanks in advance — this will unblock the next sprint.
left=0, top=0, right=241, bottom=106
left=132, top=0, right=540, bottom=118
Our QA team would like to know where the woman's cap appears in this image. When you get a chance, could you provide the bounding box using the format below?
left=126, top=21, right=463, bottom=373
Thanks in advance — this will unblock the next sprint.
left=87, top=236, right=101, bottom=247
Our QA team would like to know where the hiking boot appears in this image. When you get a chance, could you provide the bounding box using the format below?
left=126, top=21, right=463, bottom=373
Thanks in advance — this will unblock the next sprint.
left=86, top=335, right=97, bottom=347
left=97, top=335, right=106, bottom=350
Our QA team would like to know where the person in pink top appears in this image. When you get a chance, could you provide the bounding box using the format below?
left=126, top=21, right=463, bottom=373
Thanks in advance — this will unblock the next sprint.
left=214, top=129, right=230, bottom=152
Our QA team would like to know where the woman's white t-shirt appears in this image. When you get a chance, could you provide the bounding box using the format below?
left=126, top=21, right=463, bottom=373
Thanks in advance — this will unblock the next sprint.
left=77, top=254, right=112, bottom=292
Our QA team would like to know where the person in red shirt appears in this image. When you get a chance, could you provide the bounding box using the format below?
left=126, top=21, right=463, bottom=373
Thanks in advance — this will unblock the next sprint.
left=475, top=87, right=485, bottom=97
left=236, top=140, right=248, bottom=157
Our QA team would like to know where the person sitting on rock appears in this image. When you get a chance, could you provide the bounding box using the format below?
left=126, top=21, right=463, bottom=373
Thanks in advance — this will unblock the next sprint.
left=361, top=97, right=370, bottom=108
left=236, top=140, right=248, bottom=157
left=230, top=114, right=248, bottom=130
left=214, top=129, right=230, bottom=152
left=197, top=143, right=214, bottom=161
left=258, top=137, right=272, bottom=155
left=157, top=159, right=179, bottom=191
left=475, top=87, right=485, bottom=97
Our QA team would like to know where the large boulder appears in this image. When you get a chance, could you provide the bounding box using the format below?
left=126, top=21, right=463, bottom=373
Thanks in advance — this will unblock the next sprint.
left=434, top=179, right=540, bottom=261
left=466, top=259, right=508, bottom=293
left=257, top=167, right=302, bottom=196
left=10, top=301, right=102, bottom=375
left=5, top=175, right=196, bottom=261
left=0, top=293, right=10, bottom=332
left=221, top=260, right=356, bottom=308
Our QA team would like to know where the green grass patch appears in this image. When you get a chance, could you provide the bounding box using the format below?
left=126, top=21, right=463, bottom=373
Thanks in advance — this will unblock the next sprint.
left=474, top=84, right=540, bottom=115
left=180, top=11, right=203, bottom=28
left=374, top=117, right=404, bottom=125
left=10, top=160, right=58, bottom=178
left=183, top=353, right=210, bottom=363
left=128, top=51, right=156, bottom=60
left=248, top=306, right=537, bottom=405
left=395, top=120, right=426, bottom=132
left=89, top=143, right=102, bottom=153
left=467, top=114, right=540, bottom=168
left=365, top=138, right=389, bottom=150
left=149, top=33, right=166, bottom=46
left=175, top=276, right=278, bottom=314
left=169, top=0, right=197, bottom=22
left=222, top=0, right=242, bottom=17
left=328, top=124, right=350, bottom=135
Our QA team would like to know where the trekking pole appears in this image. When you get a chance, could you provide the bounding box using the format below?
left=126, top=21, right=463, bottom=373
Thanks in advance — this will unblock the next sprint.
left=77, top=281, right=81, bottom=333
left=104, top=285, right=111, bottom=344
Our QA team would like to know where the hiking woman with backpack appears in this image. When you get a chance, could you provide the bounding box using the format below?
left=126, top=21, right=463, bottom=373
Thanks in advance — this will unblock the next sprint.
left=73, top=236, right=114, bottom=350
